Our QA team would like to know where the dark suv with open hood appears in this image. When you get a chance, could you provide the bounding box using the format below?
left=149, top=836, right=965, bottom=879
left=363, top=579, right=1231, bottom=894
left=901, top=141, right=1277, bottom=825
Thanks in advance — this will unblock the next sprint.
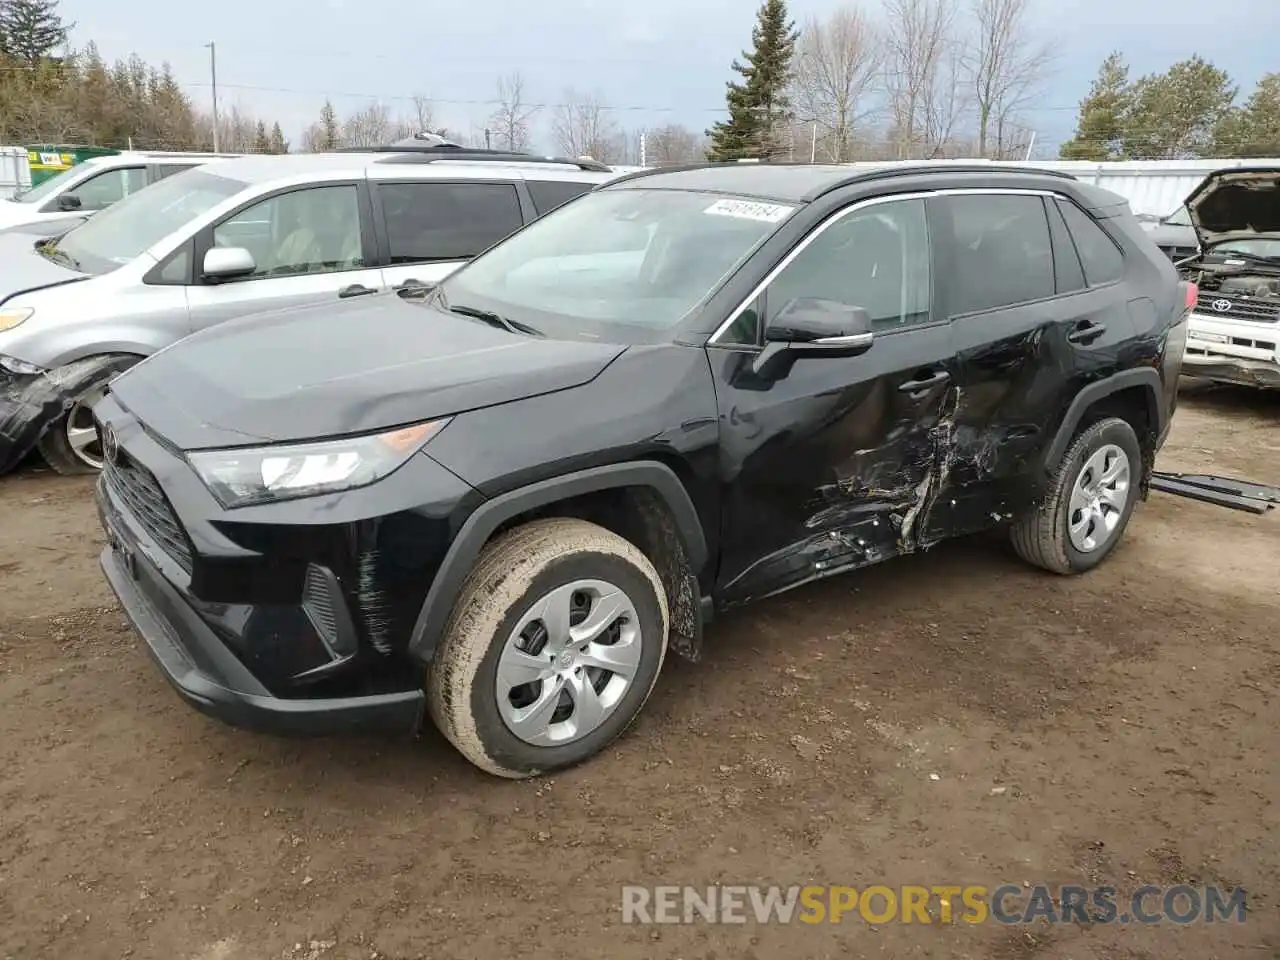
left=93, top=162, right=1193, bottom=778
left=1179, top=167, right=1280, bottom=388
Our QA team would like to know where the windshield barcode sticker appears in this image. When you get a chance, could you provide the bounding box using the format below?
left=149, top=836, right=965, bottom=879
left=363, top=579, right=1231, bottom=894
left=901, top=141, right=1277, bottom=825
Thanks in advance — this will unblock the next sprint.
left=703, top=199, right=793, bottom=223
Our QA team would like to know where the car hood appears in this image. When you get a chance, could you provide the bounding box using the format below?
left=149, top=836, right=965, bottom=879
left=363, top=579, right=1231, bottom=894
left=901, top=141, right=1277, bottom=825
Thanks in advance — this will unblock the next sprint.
left=0, top=230, right=91, bottom=304
left=1185, top=167, right=1280, bottom=248
left=108, top=292, right=628, bottom=450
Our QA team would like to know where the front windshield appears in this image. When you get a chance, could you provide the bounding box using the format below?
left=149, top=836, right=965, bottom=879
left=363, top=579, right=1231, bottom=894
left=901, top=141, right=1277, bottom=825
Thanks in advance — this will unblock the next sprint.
left=9, top=164, right=89, bottom=204
left=436, top=187, right=796, bottom=341
left=1208, top=237, right=1280, bottom=260
left=53, top=168, right=246, bottom=275
left=1165, top=205, right=1192, bottom=226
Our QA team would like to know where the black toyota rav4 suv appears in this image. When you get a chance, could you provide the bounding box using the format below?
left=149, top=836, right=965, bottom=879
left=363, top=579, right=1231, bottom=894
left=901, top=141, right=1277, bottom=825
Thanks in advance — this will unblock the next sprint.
left=93, top=162, right=1194, bottom=778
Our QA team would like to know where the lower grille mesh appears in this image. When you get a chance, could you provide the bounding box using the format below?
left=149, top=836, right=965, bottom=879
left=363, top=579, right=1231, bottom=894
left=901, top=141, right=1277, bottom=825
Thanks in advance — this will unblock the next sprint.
left=104, top=454, right=193, bottom=573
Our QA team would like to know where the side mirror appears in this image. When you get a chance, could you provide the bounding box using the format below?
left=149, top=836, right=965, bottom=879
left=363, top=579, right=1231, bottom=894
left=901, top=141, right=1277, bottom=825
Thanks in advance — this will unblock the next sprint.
left=202, top=246, right=256, bottom=281
left=57, top=194, right=82, bottom=211
left=752, top=297, right=874, bottom=378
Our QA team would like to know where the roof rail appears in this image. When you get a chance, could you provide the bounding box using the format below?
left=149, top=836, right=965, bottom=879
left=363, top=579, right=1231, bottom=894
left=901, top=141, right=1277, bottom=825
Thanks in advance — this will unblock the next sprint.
left=339, top=144, right=613, bottom=173
left=598, top=160, right=1080, bottom=196
left=596, top=161, right=734, bottom=187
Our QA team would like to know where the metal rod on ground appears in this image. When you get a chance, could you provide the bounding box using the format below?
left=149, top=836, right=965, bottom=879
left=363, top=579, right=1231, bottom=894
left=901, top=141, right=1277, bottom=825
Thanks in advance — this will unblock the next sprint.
left=205, top=42, right=220, bottom=153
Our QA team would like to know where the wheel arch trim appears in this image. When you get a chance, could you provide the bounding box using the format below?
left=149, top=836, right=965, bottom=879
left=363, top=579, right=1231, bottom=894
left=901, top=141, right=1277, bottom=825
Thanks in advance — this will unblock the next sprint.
left=1044, top=367, right=1164, bottom=474
left=407, top=460, right=708, bottom=663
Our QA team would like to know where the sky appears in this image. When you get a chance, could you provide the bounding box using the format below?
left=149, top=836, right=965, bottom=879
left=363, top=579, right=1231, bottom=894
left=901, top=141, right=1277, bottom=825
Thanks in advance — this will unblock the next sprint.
left=56, top=0, right=1279, bottom=158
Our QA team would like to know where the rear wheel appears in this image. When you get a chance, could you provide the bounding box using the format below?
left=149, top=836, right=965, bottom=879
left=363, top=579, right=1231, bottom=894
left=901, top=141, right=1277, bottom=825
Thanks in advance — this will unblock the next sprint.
left=1011, top=416, right=1142, bottom=575
left=427, top=517, right=669, bottom=778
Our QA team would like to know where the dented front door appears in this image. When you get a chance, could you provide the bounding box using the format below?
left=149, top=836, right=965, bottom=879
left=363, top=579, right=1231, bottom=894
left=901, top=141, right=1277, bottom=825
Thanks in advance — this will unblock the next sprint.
left=709, top=195, right=958, bottom=607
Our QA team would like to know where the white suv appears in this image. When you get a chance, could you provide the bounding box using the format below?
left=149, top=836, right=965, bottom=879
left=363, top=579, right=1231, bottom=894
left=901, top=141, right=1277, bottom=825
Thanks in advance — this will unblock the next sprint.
left=0, top=151, right=240, bottom=235
left=1178, top=168, right=1280, bottom=389
left=0, top=147, right=620, bottom=475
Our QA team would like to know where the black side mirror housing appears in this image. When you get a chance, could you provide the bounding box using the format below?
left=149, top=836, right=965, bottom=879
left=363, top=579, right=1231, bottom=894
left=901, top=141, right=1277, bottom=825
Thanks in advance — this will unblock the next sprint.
left=57, top=194, right=82, bottom=211
left=752, top=297, right=875, bottom=378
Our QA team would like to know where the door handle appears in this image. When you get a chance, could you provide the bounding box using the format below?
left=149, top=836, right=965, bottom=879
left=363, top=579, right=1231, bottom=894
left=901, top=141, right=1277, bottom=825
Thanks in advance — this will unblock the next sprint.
left=1067, top=321, right=1106, bottom=344
left=394, top=278, right=436, bottom=297
left=898, top=370, right=951, bottom=394
left=338, top=283, right=377, bottom=299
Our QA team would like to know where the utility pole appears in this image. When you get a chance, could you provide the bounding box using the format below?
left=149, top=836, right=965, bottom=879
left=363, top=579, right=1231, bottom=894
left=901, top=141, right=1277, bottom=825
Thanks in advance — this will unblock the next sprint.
left=205, top=42, right=220, bottom=152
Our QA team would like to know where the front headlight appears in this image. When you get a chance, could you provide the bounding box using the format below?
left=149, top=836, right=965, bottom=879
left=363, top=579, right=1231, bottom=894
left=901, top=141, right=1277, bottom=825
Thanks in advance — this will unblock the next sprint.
left=187, top=419, right=450, bottom=509
left=0, top=307, right=33, bottom=332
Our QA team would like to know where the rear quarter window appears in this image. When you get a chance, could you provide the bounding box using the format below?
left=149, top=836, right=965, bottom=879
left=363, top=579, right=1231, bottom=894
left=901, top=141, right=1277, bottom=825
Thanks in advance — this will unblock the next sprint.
left=1056, top=199, right=1125, bottom=286
left=527, top=180, right=595, bottom=216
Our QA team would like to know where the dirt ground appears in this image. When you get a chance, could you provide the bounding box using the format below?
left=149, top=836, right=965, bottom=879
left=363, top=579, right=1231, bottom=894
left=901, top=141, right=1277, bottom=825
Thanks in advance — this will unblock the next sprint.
left=1, top=384, right=1277, bottom=960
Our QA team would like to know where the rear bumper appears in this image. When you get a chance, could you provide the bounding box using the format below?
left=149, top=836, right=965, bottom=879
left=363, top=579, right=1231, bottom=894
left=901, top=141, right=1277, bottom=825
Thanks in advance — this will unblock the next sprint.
left=98, top=526, right=425, bottom=738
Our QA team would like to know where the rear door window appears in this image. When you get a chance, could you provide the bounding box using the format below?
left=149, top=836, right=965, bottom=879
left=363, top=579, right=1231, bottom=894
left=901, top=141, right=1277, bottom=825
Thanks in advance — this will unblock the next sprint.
left=379, top=181, right=524, bottom=263
left=936, top=194, right=1055, bottom=315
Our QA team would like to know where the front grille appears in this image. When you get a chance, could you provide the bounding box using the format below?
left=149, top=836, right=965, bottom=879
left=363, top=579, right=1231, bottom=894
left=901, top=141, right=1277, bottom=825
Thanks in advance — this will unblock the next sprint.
left=1197, top=295, right=1280, bottom=323
left=103, top=453, right=193, bottom=574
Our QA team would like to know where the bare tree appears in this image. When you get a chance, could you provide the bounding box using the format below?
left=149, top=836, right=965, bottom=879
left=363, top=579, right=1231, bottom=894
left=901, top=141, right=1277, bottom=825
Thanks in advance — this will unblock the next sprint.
left=790, top=8, right=883, bottom=162
left=964, top=0, right=1052, bottom=156
left=643, top=123, right=705, bottom=165
left=341, top=102, right=393, bottom=147
left=489, top=72, right=539, bottom=152
left=550, top=88, right=619, bottom=162
left=921, top=35, right=969, bottom=155
left=409, top=94, right=435, bottom=133
left=882, top=0, right=960, bottom=158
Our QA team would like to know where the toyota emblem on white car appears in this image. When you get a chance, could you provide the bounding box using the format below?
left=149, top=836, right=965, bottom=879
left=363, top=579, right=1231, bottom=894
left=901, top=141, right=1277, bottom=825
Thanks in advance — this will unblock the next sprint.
left=1212, top=299, right=1232, bottom=312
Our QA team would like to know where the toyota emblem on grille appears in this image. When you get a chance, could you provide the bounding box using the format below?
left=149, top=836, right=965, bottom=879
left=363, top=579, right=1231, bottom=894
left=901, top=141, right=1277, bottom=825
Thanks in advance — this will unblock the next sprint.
left=1212, top=299, right=1232, bottom=312
left=102, top=424, right=118, bottom=464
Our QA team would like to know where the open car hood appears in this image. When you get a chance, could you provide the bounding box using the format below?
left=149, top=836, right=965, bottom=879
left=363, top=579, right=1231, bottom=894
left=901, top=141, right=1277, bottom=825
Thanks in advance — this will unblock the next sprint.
left=1185, top=167, right=1280, bottom=248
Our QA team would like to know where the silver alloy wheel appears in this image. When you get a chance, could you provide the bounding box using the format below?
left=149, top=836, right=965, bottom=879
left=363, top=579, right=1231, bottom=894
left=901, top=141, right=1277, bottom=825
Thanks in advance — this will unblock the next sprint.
left=496, top=578, right=642, bottom=746
left=1067, top=442, right=1131, bottom=553
left=64, top=383, right=110, bottom=469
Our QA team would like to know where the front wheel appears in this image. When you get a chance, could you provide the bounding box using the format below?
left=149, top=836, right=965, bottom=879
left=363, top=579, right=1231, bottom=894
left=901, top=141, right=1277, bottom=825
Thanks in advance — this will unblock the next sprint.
left=36, top=355, right=139, bottom=475
left=1011, top=416, right=1142, bottom=575
left=427, top=517, right=670, bottom=778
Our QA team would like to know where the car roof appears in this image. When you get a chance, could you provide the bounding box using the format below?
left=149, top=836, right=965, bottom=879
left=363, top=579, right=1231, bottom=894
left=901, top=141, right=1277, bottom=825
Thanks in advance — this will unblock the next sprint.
left=80, top=151, right=242, bottom=167
left=201, top=152, right=619, bottom=189
left=602, top=160, right=1079, bottom=203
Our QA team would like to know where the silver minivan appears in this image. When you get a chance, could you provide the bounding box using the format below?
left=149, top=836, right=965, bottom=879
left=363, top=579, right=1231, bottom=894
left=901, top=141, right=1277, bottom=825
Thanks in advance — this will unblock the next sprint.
left=0, top=151, right=620, bottom=475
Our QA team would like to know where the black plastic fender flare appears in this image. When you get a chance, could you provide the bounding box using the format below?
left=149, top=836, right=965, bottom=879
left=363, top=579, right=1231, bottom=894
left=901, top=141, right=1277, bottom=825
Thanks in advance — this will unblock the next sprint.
left=406, top=460, right=709, bottom=663
left=1042, top=367, right=1165, bottom=474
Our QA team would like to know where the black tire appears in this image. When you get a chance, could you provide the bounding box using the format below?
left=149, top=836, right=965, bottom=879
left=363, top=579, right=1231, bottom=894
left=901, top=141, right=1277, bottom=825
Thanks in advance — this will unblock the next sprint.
left=1011, top=416, right=1142, bottom=575
left=427, top=517, right=669, bottom=778
left=35, top=355, right=138, bottom=476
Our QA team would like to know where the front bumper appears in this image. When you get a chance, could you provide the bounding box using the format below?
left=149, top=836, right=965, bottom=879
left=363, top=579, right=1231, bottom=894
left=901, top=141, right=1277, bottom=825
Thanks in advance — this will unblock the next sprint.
left=98, top=502, right=426, bottom=738
left=0, top=366, right=59, bottom=473
left=89, top=391, right=483, bottom=738
left=1183, top=313, right=1280, bottom=388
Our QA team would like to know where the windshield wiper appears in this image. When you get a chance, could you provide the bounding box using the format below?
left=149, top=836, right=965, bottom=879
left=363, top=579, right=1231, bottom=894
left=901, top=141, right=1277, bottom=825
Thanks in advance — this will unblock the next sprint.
left=39, top=243, right=81, bottom=271
left=448, top=304, right=543, bottom=337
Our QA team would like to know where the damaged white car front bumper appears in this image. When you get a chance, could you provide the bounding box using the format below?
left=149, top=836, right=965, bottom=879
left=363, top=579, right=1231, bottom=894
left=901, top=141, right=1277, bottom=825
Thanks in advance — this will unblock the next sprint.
left=1183, top=308, right=1280, bottom=389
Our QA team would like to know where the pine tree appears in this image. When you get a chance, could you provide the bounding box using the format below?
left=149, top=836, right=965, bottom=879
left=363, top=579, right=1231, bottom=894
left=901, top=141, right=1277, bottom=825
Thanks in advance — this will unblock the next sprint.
left=1211, top=73, right=1280, bottom=158
left=252, top=119, right=269, bottom=153
left=0, top=0, right=72, bottom=66
left=1058, top=52, right=1132, bottom=161
left=1121, top=56, right=1236, bottom=159
left=705, top=0, right=798, bottom=161
left=268, top=121, right=288, bottom=154
left=319, top=99, right=340, bottom=150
